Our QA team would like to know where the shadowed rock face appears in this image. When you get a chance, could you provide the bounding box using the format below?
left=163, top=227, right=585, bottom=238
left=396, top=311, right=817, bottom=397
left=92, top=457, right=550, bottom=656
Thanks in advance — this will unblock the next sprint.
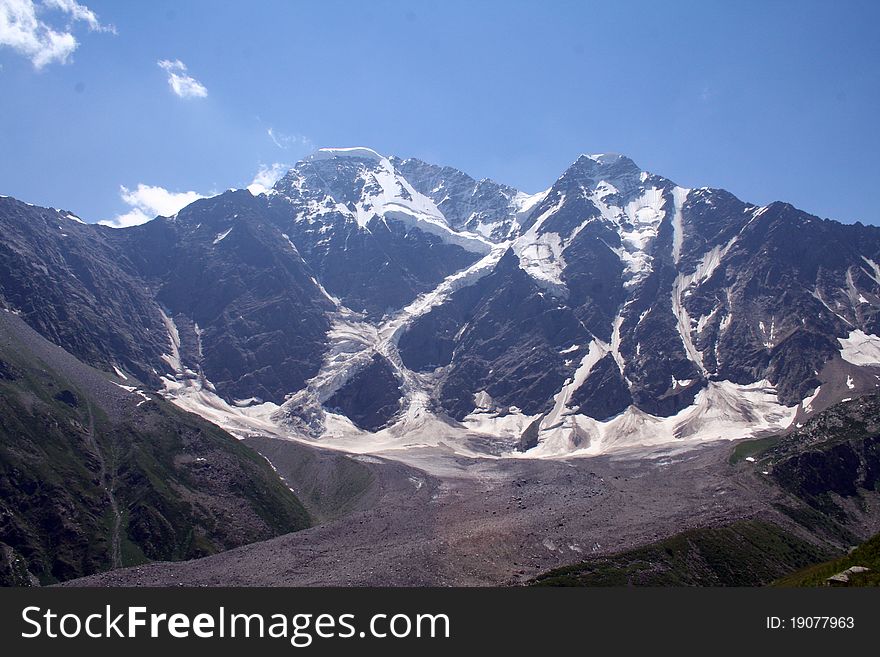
left=324, top=354, right=402, bottom=431
left=116, top=190, right=335, bottom=405
left=265, top=205, right=481, bottom=319
left=400, top=248, right=585, bottom=420
left=569, top=354, right=631, bottom=421
left=0, top=197, right=170, bottom=388
left=0, top=192, right=334, bottom=407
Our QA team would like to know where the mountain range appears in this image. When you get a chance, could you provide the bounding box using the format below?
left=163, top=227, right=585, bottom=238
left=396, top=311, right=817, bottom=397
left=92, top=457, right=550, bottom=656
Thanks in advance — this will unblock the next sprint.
left=4, top=147, right=880, bottom=460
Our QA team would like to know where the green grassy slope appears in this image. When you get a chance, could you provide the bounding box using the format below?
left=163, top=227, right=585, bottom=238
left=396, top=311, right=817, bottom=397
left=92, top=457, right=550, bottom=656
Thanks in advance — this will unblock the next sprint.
left=774, top=531, right=880, bottom=587
left=530, top=520, right=832, bottom=587
left=0, top=316, right=310, bottom=585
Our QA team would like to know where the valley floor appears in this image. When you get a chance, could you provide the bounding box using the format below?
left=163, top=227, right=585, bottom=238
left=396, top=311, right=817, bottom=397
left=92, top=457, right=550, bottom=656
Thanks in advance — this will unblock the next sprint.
left=62, top=438, right=803, bottom=586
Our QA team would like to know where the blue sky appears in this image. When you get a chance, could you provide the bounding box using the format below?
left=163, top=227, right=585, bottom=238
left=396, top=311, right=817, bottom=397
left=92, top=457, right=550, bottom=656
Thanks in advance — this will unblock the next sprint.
left=1, top=0, right=879, bottom=226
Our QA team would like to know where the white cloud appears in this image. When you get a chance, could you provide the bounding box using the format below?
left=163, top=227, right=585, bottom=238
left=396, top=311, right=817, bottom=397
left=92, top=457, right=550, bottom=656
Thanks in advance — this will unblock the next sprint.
left=0, top=0, right=113, bottom=69
left=43, top=0, right=114, bottom=33
left=158, top=58, right=207, bottom=99
left=247, top=162, right=290, bottom=195
left=101, top=162, right=295, bottom=228
left=102, top=161, right=293, bottom=227
left=100, top=183, right=205, bottom=228
left=267, top=127, right=313, bottom=151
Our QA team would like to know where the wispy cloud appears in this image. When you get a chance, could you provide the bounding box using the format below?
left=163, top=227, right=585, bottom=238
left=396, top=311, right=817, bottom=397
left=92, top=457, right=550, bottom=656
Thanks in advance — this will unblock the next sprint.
left=267, top=127, right=312, bottom=151
left=0, top=0, right=114, bottom=69
left=44, top=0, right=115, bottom=33
left=158, top=58, right=208, bottom=99
left=100, top=183, right=205, bottom=228
left=247, top=162, right=290, bottom=195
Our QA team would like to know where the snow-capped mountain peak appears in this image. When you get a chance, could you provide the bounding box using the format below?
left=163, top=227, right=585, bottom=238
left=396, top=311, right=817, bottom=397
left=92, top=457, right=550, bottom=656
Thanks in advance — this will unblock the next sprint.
left=564, top=152, right=647, bottom=196
left=272, top=149, right=496, bottom=254
left=508, top=151, right=685, bottom=296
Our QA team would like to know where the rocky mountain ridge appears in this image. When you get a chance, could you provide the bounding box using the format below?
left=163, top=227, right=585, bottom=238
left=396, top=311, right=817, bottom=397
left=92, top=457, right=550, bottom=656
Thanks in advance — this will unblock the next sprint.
left=3, top=148, right=880, bottom=457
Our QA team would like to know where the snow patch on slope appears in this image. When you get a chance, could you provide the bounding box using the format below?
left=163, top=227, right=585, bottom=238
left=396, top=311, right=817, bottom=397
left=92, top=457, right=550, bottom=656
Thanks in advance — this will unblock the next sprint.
left=861, top=257, right=880, bottom=286
left=159, top=310, right=182, bottom=372
left=671, top=236, right=737, bottom=375
left=590, top=185, right=691, bottom=289
left=512, top=230, right=567, bottom=296
left=510, top=193, right=575, bottom=296
left=459, top=188, right=548, bottom=242
left=532, top=339, right=610, bottom=437
left=839, top=330, right=880, bottom=366
left=514, top=189, right=550, bottom=219
left=163, top=375, right=284, bottom=441
left=529, top=379, right=797, bottom=457
left=461, top=392, right=540, bottom=443
left=671, top=187, right=688, bottom=264
left=161, top=368, right=798, bottom=463
left=383, top=207, right=492, bottom=254
left=800, top=385, right=821, bottom=413
left=213, top=227, right=233, bottom=244
left=273, top=244, right=509, bottom=439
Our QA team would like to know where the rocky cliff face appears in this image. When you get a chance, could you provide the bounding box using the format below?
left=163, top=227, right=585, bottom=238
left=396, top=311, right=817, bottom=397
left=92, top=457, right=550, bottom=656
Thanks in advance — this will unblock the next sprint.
left=115, top=190, right=334, bottom=405
left=0, top=197, right=170, bottom=387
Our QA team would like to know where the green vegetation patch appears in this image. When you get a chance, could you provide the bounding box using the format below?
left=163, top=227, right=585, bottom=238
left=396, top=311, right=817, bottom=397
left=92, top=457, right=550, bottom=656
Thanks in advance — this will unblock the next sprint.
left=530, top=520, right=832, bottom=587
left=775, top=531, right=880, bottom=587
left=729, top=434, right=782, bottom=464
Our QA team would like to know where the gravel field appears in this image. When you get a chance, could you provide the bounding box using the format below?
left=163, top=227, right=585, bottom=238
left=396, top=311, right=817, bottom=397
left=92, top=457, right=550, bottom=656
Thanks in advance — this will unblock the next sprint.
left=63, top=436, right=789, bottom=587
